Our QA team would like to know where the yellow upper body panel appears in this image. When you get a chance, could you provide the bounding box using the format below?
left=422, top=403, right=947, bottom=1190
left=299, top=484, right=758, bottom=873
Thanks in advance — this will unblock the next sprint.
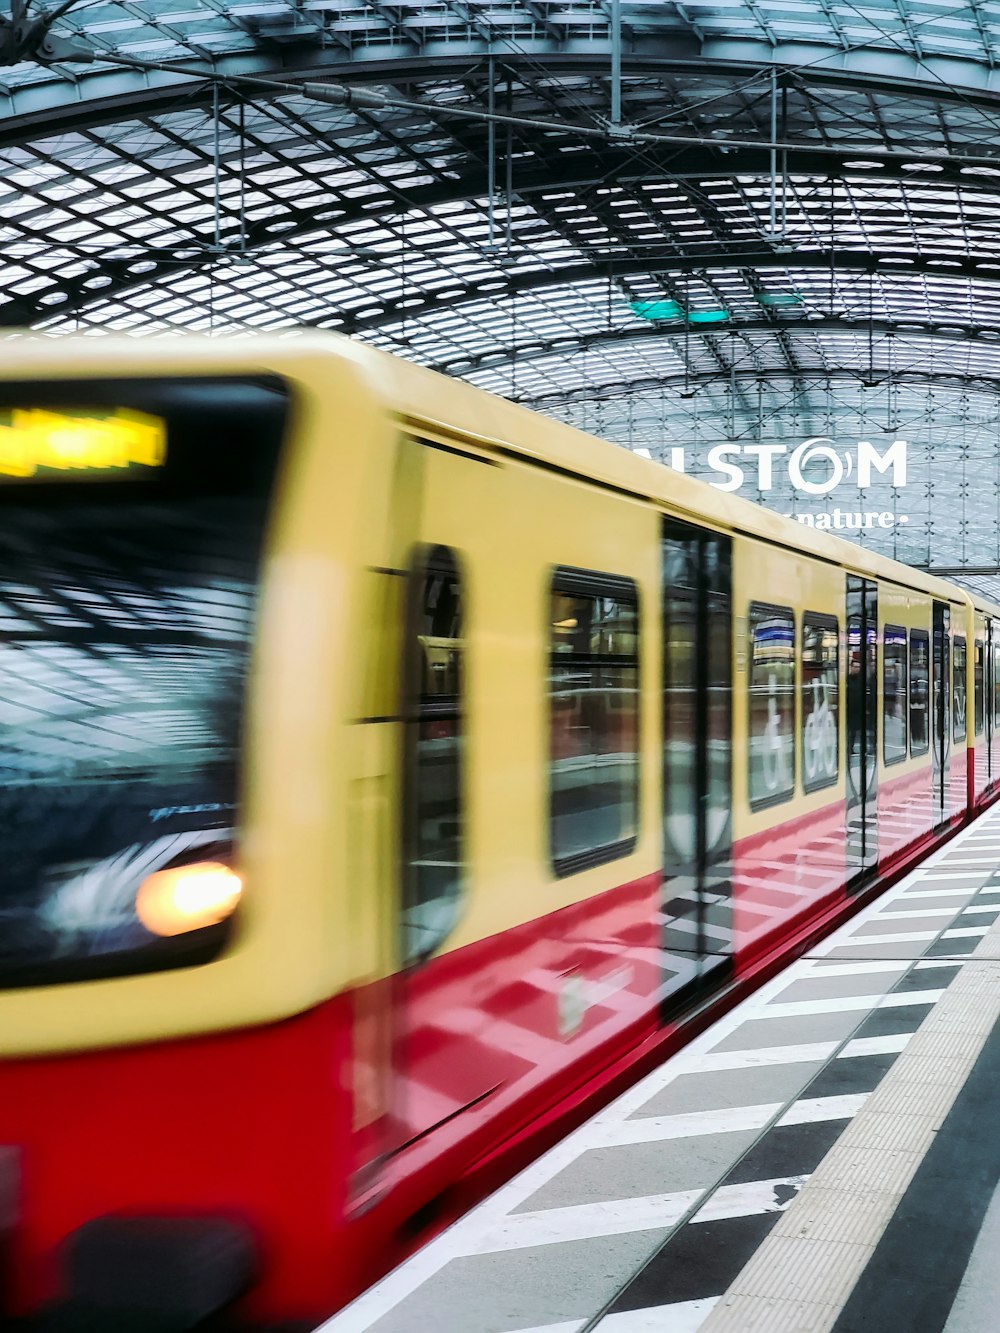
left=0, top=333, right=995, bottom=1056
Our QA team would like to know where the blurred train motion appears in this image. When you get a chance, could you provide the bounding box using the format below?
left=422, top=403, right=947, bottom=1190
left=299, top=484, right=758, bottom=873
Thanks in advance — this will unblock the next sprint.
left=0, top=335, right=997, bottom=1328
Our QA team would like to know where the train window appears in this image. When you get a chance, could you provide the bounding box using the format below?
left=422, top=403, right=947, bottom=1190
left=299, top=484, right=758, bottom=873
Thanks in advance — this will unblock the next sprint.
left=975, top=641, right=985, bottom=736
left=994, top=641, right=1000, bottom=730
left=910, top=629, right=930, bottom=757
left=0, top=375, right=288, bottom=990
left=801, top=614, right=839, bottom=793
left=954, top=637, right=967, bottom=743
left=748, top=603, right=795, bottom=808
left=884, top=626, right=908, bottom=766
left=403, top=545, right=466, bottom=961
left=549, top=568, right=639, bottom=876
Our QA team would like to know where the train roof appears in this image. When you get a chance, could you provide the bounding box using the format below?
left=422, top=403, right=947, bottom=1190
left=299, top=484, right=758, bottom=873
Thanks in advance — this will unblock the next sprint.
left=2, top=330, right=997, bottom=618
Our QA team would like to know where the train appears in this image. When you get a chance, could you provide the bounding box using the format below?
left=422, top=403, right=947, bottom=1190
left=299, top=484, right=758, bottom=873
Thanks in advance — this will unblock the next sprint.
left=0, top=334, right=997, bottom=1329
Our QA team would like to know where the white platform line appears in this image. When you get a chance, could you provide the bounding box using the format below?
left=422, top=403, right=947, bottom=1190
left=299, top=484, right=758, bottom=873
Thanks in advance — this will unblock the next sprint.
left=760, top=990, right=942, bottom=1019
left=866, top=906, right=965, bottom=919
left=841, top=1032, right=913, bottom=1057
left=798, top=960, right=909, bottom=978
left=914, top=872, right=993, bottom=881
left=596, top=1300, right=720, bottom=1333
left=691, top=1041, right=842, bottom=1071
left=692, top=1176, right=810, bottom=1224
left=470, top=1189, right=702, bottom=1254
left=880, top=989, right=945, bottom=1008
left=930, top=857, right=1000, bottom=866
left=497, top=1323, right=584, bottom=1333
left=888, top=888, right=979, bottom=900
left=778, top=1092, right=869, bottom=1125
left=828, top=929, right=939, bottom=947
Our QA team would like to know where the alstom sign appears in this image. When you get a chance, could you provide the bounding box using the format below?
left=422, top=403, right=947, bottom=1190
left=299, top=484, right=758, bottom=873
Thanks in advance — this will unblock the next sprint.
left=667, top=437, right=908, bottom=496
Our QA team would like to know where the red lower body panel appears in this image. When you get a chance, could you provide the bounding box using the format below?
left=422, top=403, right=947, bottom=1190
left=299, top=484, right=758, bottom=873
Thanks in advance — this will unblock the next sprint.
left=732, top=801, right=846, bottom=974
left=3, top=760, right=998, bottom=1324
left=0, top=1002, right=353, bottom=1321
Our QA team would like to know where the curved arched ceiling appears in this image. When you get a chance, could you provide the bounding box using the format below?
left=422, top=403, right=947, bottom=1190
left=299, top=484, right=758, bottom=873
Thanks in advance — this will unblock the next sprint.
left=3, top=0, right=1000, bottom=572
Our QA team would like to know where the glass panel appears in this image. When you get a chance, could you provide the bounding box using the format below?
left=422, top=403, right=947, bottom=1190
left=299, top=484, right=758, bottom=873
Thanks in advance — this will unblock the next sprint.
left=801, top=613, right=839, bottom=792
left=550, top=572, right=639, bottom=874
left=975, top=640, right=985, bottom=736
left=0, top=377, right=286, bottom=990
left=404, top=547, right=464, bottom=961
left=954, top=637, right=967, bottom=743
left=662, top=540, right=697, bottom=869
left=703, top=541, right=732, bottom=876
left=910, top=629, right=930, bottom=757
left=884, top=626, right=908, bottom=765
left=932, top=605, right=950, bottom=787
left=993, top=639, right=1000, bottom=728
left=748, top=603, right=795, bottom=807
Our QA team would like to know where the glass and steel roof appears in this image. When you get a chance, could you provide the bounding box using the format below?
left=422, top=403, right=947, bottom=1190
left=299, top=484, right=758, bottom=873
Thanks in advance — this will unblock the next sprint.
left=3, top=0, right=1000, bottom=578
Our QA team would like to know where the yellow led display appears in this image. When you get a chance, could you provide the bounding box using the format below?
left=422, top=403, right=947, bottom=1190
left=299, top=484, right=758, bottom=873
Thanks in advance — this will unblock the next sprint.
left=0, top=407, right=167, bottom=479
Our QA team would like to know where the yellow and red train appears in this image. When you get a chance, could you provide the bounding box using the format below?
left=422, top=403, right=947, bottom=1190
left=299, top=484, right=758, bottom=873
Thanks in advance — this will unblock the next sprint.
left=0, top=335, right=997, bottom=1328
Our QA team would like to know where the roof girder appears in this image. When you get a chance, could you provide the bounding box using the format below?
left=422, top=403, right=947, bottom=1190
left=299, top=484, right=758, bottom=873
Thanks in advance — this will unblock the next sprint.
left=6, top=214, right=1000, bottom=330
left=439, top=324, right=1000, bottom=407
left=8, top=42, right=1000, bottom=150
left=511, top=363, right=1000, bottom=408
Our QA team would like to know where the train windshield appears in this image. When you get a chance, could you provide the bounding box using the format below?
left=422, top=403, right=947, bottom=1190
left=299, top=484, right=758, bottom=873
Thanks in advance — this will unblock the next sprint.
left=0, top=376, right=287, bottom=987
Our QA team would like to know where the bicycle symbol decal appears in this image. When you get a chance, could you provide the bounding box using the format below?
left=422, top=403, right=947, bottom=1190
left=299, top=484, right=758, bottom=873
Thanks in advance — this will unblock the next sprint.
left=761, top=672, right=791, bottom=793
left=804, top=678, right=838, bottom=784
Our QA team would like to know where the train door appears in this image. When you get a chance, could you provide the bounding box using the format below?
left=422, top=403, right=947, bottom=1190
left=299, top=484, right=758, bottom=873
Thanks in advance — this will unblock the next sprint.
left=345, top=433, right=508, bottom=1196
left=933, top=601, right=951, bottom=825
left=986, top=618, right=997, bottom=783
left=846, top=576, right=878, bottom=883
left=661, top=518, right=733, bottom=1007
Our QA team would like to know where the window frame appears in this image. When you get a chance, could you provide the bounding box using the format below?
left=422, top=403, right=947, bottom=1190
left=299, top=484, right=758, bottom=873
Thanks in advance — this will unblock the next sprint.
left=800, top=610, right=840, bottom=795
left=401, top=542, right=467, bottom=964
left=954, top=634, right=967, bottom=743
left=548, top=565, right=641, bottom=879
left=883, top=624, right=909, bottom=767
left=909, top=628, right=931, bottom=758
left=747, top=600, right=797, bottom=812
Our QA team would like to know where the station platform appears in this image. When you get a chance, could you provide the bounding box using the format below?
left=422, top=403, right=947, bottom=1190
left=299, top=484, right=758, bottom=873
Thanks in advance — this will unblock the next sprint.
left=319, top=807, right=1000, bottom=1333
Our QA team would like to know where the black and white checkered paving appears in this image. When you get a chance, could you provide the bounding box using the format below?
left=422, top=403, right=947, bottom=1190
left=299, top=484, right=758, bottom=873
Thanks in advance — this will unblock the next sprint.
left=320, top=809, right=1000, bottom=1333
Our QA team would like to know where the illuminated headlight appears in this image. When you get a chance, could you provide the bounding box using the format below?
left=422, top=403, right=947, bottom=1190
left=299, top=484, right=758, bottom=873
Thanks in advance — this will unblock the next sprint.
left=135, top=861, right=243, bottom=937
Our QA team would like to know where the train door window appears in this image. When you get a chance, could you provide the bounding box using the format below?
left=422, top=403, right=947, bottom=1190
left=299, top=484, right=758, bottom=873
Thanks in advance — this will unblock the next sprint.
left=403, top=545, right=465, bottom=962
left=801, top=613, right=839, bottom=793
left=748, top=603, right=795, bottom=808
left=954, top=636, right=967, bottom=743
left=993, top=640, right=1000, bottom=729
left=549, top=568, right=639, bottom=876
left=975, top=640, right=985, bottom=736
left=910, top=629, right=930, bottom=757
left=884, top=626, right=908, bottom=765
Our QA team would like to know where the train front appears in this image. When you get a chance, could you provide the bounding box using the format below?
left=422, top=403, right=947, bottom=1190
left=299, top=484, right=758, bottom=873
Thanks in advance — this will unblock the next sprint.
left=0, top=359, right=370, bottom=1329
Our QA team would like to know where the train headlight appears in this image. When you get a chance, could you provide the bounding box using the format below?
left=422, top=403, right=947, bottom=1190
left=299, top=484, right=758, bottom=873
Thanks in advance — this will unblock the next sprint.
left=135, top=861, right=243, bottom=937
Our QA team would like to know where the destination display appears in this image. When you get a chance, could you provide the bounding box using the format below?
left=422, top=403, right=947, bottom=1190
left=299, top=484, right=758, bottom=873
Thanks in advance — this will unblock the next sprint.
left=0, top=406, right=167, bottom=480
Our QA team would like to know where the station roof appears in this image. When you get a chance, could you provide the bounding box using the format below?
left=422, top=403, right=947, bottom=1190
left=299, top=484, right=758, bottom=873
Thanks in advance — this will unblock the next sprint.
left=2, top=0, right=1000, bottom=579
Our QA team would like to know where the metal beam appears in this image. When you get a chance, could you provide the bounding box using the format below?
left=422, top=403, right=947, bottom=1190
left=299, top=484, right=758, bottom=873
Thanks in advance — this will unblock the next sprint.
left=923, top=567, right=1000, bottom=576
left=11, top=227, right=1000, bottom=331
left=333, top=256, right=1000, bottom=337
left=9, top=40, right=1000, bottom=148
left=432, top=325, right=1000, bottom=391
